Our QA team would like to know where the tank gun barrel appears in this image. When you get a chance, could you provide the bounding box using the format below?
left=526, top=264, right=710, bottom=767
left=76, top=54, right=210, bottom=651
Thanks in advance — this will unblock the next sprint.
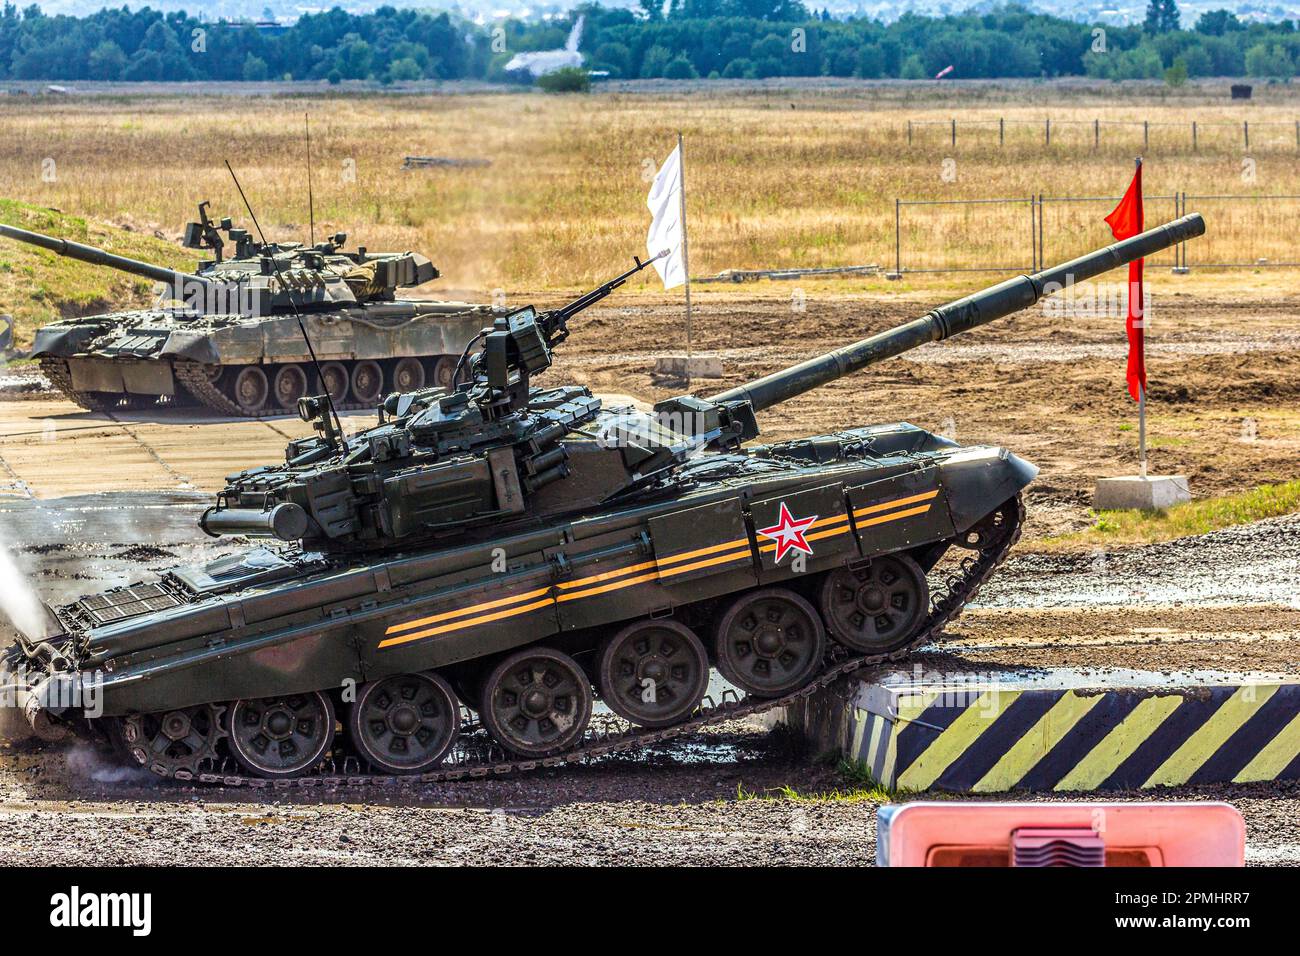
left=710, top=213, right=1206, bottom=414
left=0, top=222, right=210, bottom=292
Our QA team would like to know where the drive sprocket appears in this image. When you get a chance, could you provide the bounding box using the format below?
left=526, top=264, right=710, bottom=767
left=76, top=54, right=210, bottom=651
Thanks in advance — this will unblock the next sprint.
left=119, top=703, right=227, bottom=778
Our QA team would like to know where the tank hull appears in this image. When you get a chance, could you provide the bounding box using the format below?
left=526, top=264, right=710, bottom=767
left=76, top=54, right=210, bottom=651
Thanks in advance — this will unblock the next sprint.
left=15, top=426, right=1034, bottom=721
left=33, top=300, right=492, bottom=414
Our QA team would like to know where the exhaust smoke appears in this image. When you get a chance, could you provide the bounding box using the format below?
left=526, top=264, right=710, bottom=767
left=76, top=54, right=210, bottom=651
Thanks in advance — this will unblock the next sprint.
left=0, top=539, right=51, bottom=643
left=0, top=540, right=50, bottom=744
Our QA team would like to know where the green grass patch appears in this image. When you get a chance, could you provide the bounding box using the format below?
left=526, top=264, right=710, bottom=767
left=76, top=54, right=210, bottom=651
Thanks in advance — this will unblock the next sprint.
left=734, top=757, right=924, bottom=804
left=1042, top=479, right=1300, bottom=550
left=0, top=198, right=190, bottom=347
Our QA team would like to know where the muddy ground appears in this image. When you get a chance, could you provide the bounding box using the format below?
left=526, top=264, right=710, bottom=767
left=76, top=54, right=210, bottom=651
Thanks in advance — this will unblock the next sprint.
left=0, top=287, right=1297, bottom=865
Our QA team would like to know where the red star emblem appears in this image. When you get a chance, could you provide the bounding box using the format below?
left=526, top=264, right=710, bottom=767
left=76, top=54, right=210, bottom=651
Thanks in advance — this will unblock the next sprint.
left=757, top=501, right=818, bottom=564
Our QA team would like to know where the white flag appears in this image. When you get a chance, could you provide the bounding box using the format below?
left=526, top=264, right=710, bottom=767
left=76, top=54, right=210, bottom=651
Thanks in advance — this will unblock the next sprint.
left=646, top=144, right=686, bottom=290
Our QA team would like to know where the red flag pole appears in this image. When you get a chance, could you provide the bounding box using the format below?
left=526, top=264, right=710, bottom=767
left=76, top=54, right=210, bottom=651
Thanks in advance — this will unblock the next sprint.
left=1134, top=157, right=1146, bottom=479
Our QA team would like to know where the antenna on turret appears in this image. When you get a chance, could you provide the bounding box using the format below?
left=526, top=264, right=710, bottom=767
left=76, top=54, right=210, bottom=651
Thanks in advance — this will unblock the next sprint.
left=223, top=159, right=345, bottom=449
left=304, top=113, right=316, bottom=248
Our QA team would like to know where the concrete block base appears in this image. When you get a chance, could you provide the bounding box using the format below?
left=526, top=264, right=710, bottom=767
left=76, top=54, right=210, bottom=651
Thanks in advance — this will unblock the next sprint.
left=651, top=356, right=723, bottom=386
left=780, top=667, right=1300, bottom=793
left=1093, top=475, right=1191, bottom=510
left=654, top=355, right=723, bottom=379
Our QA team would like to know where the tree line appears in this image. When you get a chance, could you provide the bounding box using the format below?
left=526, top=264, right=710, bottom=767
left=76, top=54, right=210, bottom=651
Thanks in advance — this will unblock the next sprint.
left=0, top=1, right=1296, bottom=84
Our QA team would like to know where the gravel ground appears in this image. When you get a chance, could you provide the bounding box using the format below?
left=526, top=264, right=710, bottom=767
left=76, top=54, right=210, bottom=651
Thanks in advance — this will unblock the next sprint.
left=2, top=737, right=1297, bottom=866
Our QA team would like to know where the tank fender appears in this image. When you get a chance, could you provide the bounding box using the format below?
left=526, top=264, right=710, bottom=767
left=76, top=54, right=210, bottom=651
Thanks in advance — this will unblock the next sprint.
left=159, top=330, right=222, bottom=365
left=31, top=324, right=102, bottom=358
left=937, top=446, right=1037, bottom=532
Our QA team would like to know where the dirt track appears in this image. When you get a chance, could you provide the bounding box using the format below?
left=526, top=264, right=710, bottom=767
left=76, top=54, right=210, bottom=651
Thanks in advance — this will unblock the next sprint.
left=0, top=286, right=1297, bottom=865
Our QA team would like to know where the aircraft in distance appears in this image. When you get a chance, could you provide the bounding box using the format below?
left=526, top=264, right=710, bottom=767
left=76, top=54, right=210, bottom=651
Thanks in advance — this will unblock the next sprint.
left=505, top=16, right=585, bottom=77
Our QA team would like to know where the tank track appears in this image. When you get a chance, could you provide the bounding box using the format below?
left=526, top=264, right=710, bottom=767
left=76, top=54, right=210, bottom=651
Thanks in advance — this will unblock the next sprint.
left=175, top=360, right=397, bottom=418
left=133, top=499, right=1023, bottom=790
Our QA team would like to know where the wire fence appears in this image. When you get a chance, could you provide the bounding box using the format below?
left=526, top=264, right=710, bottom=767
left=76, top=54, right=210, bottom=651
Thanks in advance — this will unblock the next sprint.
left=905, top=118, right=1300, bottom=151
left=888, top=192, right=1300, bottom=276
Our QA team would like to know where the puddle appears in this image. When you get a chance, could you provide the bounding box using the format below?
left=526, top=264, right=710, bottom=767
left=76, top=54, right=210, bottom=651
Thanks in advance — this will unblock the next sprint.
left=868, top=664, right=1297, bottom=692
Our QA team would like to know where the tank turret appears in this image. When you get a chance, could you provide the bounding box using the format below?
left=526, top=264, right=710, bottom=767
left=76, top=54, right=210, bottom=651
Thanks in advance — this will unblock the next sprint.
left=1, top=203, right=439, bottom=318
left=198, top=214, right=1203, bottom=554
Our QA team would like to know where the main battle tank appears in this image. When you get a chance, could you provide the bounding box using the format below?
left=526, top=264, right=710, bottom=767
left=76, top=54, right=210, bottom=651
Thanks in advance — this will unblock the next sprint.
left=6, top=214, right=1205, bottom=784
left=2, top=203, right=493, bottom=415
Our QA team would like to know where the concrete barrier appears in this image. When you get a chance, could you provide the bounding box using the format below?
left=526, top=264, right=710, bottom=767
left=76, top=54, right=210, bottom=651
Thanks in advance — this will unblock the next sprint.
left=780, top=667, right=1300, bottom=793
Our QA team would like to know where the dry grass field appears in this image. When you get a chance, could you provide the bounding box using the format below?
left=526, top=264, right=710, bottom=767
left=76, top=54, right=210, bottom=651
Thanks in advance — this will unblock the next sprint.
left=0, top=79, right=1298, bottom=345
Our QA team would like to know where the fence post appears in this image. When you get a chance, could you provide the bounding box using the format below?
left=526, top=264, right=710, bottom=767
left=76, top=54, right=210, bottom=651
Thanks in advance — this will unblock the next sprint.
left=1174, top=192, right=1190, bottom=274
left=1192, top=121, right=1197, bottom=152
left=907, top=120, right=912, bottom=146
left=1244, top=121, right=1249, bottom=149
left=951, top=118, right=956, bottom=147
left=1144, top=120, right=1149, bottom=150
left=1000, top=117, right=1004, bottom=146
left=887, top=198, right=902, bottom=280
left=1094, top=118, right=1099, bottom=149
left=1045, top=118, right=1050, bottom=146
left=1030, top=196, right=1036, bottom=272
left=1296, top=120, right=1299, bottom=151
left=1038, top=193, right=1044, bottom=272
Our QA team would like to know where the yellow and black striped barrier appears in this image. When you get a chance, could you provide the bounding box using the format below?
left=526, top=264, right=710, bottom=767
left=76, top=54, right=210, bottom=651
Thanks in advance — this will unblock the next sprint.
left=785, top=672, right=1300, bottom=793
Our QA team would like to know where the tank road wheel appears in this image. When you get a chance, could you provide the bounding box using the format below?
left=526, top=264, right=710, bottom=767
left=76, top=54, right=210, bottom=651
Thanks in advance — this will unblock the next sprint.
left=481, top=647, right=593, bottom=758
left=597, top=620, right=709, bottom=728
left=713, top=588, right=826, bottom=698
left=431, top=355, right=458, bottom=390
left=120, top=703, right=227, bottom=777
left=392, top=356, right=425, bottom=393
left=228, top=691, right=336, bottom=779
left=317, top=362, right=350, bottom=405
left=350, top=360, right=384, bottom=406
left=273, top=363, right=308, bottom=409
left=231, top=366, right=270, bottom=414
left=348, top=672, right=460, bottom=774
left=819, top=556, right=929, bottom=654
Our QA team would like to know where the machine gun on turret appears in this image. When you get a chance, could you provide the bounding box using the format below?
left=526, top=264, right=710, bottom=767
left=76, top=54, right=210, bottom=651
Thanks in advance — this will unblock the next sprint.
left=460, top=252, right=664, bottom=416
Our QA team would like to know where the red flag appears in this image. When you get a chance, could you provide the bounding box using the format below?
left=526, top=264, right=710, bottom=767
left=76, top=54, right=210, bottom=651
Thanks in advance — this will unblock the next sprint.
left=1104, top=163, right=1145, bottom=402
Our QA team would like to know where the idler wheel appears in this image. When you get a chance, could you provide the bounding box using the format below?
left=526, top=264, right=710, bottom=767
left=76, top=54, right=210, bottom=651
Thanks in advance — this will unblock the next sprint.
left=597, top=619, right=709, bottom=728
left=481, top=647, right=592, bottom=758
left=392, top=357, right=425, bottom=392
left=120, top=702, right=227, bottom=777
left=956, top=498, right=1019, bottom=551
left=713, top=588, right=825, bottom=698
left=819, top=556, right=929, bottom=654
left=316, top=362, right=350, bottom=405
left=231, top=366, right=269, bottom=414
left=228, top=691, right=335, bottom=778
left=431, top=355, right=458, bottom=390
left=350, top=360, right=384, bottom=405
left=273, top=363, right=308, bottom=409
left=347, top=672, right=460, bottom=774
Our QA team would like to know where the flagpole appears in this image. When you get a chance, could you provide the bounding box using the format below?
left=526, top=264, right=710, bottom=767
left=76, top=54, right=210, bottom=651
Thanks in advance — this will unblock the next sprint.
left=677, top=131, right=693, bottom=377
left=1135, top=156, right=1147, bottom=480
left=1138, top=385, right=1147, bottom=479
